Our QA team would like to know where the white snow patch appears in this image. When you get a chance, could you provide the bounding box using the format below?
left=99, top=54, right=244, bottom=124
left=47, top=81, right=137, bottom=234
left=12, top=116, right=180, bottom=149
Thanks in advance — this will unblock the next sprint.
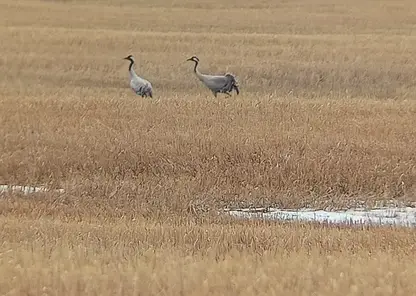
left=227, top=207, right=416, bottom=228
left=0, top=184, right=64, bottom=195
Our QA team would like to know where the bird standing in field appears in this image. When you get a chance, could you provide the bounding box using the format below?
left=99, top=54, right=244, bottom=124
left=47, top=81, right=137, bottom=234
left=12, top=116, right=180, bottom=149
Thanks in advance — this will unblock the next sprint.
left=123, top=54, right=153, bottom=98
left=186, top=56, right=239, bottom=97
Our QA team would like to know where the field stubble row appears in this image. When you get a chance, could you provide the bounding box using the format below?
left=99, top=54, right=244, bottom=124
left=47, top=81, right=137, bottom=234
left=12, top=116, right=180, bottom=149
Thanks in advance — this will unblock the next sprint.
left=1, top=95, right=416, bottom=214
left=1, top=1, right=416, bottom=295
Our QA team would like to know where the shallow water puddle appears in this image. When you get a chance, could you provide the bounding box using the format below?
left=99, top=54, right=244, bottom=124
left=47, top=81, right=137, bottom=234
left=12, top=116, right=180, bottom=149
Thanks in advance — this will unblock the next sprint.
left=227, top=207, right=416, bottom=228
left=0, top=184, right=64, bottom=195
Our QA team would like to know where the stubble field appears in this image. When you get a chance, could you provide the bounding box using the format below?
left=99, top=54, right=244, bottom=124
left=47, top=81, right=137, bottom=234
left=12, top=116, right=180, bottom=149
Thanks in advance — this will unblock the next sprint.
left=1, top=0, right=416, bottom=295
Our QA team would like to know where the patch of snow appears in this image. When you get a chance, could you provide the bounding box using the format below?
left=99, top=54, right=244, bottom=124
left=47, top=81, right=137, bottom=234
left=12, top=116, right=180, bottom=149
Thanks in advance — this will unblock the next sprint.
left=227, top=207, right=416, bottom=228
left=0, top=184, right=64, bottom=195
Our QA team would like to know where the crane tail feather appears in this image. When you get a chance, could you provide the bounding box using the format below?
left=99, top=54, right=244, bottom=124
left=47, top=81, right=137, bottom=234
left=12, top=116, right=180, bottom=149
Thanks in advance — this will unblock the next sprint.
left=234, top=85, right=240, bottom=95
left=225, top=73, right=240, bottom=95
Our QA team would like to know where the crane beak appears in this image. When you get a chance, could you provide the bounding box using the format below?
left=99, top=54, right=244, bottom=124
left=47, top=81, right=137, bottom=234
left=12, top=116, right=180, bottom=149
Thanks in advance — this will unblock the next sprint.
left=186, top=58, right=193, bottom=61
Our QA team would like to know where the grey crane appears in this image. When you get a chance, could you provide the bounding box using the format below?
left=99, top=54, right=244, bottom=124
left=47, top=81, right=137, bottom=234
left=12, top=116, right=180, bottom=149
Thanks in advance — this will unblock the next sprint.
left=186, top=56, right=239, bottom=97
left=123, top=54, right=153, bottom=98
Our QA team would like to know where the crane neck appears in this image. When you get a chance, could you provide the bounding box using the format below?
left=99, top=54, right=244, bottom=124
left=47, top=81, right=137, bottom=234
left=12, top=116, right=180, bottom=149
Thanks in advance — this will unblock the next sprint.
left=128, top=58, right=134, bottom=71
left=193, top=60, right=199, bottom=73
left=192, top=60, right=204, bottom=79
left=127, top=59, right=139, bottom=79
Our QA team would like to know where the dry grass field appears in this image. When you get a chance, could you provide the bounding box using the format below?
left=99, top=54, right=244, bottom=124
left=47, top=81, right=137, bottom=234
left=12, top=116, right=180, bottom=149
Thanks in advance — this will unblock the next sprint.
left=1, top=0, right=416, bottom=295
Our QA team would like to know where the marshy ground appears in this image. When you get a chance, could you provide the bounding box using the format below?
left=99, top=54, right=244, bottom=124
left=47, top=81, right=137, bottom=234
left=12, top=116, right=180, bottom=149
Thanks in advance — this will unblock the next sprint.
left=1, top=0, right=416, bottom=295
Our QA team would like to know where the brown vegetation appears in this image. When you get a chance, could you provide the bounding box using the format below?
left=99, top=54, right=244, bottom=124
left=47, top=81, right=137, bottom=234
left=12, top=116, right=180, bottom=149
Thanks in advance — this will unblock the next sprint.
left=1, top=0, right=416, bottom=295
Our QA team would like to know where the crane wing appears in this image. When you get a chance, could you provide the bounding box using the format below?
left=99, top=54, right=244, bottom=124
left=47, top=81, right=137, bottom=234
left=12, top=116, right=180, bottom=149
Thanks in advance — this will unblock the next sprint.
left=130, top=76, right=153, bottom=96
left=200, top=74, right=229, bottom=90
left=200, top=74, right=238, bottom=94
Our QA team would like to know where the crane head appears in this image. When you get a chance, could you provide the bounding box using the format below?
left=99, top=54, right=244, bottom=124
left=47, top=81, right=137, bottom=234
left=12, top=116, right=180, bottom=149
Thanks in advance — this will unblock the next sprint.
left=123, top=55, right=134, bottom=61
left=186, top=56, right=199, bottom=63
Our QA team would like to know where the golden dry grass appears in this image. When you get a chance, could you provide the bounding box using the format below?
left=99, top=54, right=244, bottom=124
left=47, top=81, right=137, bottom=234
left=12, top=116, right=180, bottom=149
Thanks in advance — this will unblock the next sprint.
left=1, top=0, right=416, bottom=295
left=1, top=216, right=416, bottom=295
